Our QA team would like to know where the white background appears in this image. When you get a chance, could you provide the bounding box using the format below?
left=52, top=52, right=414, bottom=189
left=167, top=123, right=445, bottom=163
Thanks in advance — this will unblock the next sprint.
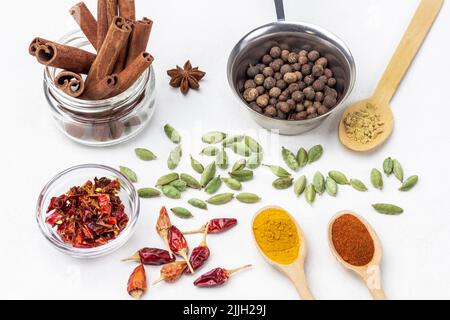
left=1, top=0, right=449, bottom=300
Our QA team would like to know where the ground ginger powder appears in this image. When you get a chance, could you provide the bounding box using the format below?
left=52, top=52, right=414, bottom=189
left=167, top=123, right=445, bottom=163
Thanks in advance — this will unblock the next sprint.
left=253, top=208, right=300, bottom=265
left=343, top=103, right=384, bottom=144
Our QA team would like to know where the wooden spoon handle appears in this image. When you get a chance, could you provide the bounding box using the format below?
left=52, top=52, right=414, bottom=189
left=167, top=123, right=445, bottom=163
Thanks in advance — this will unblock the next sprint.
left=373, top=0, right=443, bottom=105
left=368, top=287, right=387, bottom=300
left=285, top=265, right=315, bottom=300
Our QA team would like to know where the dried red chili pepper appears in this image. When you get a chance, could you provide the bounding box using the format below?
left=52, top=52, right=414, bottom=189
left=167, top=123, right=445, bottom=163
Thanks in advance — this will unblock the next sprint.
left=153, top=261, right=187, bottom=285
left=122, top=248, right=175, bottom=265
left=127, top=264, right=147, bottom=299
left=185, top=223, right=210, bottom=274
left=168, top=225, right=194, bottom=273
left=156, top=206, right=174, bottom=258
left=183, top=218, right=238, bottom=235
left=193, top=265, right=252, bottom=288
left=45, top=177, right=128, bottom=248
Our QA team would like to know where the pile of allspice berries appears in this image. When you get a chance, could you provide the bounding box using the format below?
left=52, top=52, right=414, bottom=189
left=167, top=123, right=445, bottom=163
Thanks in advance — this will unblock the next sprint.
left=241, top=46, right=340, bottom=121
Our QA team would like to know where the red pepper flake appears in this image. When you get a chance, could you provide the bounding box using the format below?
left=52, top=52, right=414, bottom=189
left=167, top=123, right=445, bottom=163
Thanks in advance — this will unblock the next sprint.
left=127, top=264, right=147, bottom=299
left=45, top=177, right=128, bottom=248
left=193, top=265, right=252, bottom=288
left=183, top=218, right=238, bottom=235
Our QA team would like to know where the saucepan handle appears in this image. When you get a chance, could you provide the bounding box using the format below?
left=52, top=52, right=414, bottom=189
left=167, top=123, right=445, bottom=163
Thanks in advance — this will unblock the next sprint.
left=274, top=0, right=285, bottom=21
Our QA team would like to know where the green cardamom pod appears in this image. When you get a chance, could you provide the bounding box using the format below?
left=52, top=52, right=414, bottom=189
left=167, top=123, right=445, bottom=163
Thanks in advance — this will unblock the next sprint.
left=201, top=162, right=217, bottom=187
left=202, top=131, right=227, bottom=144
left=170, top=207, right=193, bottom=219
left=170, top=179, right=188, bottom=192
left=229, top=169, right=254, bottom=182
left=307, top=145, right=323, bottom=164
left=138, top=188, right=161, bottom=198
left=305, top=184, right=316, bottom=205
left=205, top=176, right=222, bottom=194
left=236, top=193, right=261, bottom=204
left=325, top=177, right=338, bottom=197
left=206, top=193, right=234, bottom=205
left=188, top=198, right=208, bottom=210
left=350, top=179, right=368, bottom=192
left=164, top=124, right=181, bottom=144
left=156, top=173, right=179, bottom=187
left=222, top=177, right=242, bottom=191
left=190, top=156, right=204, bottom=174
left=273, top=177, right=294, bottom=190
left=371, top=168, right=383, bottom=190
left=180, top=173, right=202, bottom=190
left=201, top=146, right=220, bottom=156
left=162, top=185, right=181, bottom=199
left=231, top=143, right=252, bottom=157
left=393, top=159, right=404, bottom=182
left=168, top=145, right=182, bottom=170
left=399, top=175, right=418, bottom=192
left=297, top=148, right=308, bottom=167
left=294, top=175, right=307, bottom=197
left=383, top=157, right=394, bottom=176
left=328, top=171, right=349, bottom=185
left=282, top=147, right=299, bottom=171
left=216, top=148, right=229, bottom=170
left=263, top=164, right=291, bottom=178
left=231, top=159, right=247, bottom=172
left=244, top=136, right=263, bottom=153
left=372, top=203, right=404, bottom=215
left=247, top=152, right=263, bottom=169
left=313, top=172, right=325, bottom=194
left=222, top=135, right=244, bottom=147
left=120, top=166, right=138, bottom=183
left=135, top=148, right=157, bottom=161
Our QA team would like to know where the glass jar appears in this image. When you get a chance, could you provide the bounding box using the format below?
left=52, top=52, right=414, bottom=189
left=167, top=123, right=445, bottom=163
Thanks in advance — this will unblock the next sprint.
left=43, top=30, right=156, bottom=147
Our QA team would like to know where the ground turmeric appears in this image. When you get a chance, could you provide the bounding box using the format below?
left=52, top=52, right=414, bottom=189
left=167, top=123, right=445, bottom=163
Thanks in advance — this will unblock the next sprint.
left=253, top=208, right=300, bottom=265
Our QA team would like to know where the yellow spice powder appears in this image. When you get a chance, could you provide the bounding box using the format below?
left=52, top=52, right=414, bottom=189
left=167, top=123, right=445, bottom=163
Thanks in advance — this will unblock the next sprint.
left=343, top=103, right=384, bottom=144
left=253, top=208, right=300, bottom=265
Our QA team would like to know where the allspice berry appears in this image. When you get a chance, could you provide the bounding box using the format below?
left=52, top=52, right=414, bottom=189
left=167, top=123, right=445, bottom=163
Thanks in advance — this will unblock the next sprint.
left=306, top=106, right=317, bottom=114
left=315, top=57, right=328, bottom=68
left=269, top=46, right=282, bottom=58
left=288, top=52, right=299, bottom=64
left=287, top=83, right=300, bottom=94
left=317, top=105, right=329, bottom=115
left=323, top=95, right=337, bottom=108
left=277, top=101, right=290, bottom=113
left=256, top=86, right=265, bottom=95
left=283, top=72, right=297, bottom=84
left=304, top=75, right=314, bottom=86
left=327, top=78, right=337, bottom=87
left=324, top=68, right=333, bottom=78
left=262, top=54, right=273, bottom=65
left=254, top=74, right=265, bottom=86
left=280, top=64, right=293, bottom=75
left=298, top=55, right=308, bottom=65
left=312, top=65, right=324, bottom=77
left=264, top=105, right=277, bottom=117
left=281, top=50, right=290, bottom=61
left=276, top=79, right=287, bottom=90
left=247, top=65, right=259, bottom=78
left=303, top=87, right=315, bottom=100
left=264, top=77, right=276, bottom=90
left=301, top=64, right=312, bottom=76
left=292, top=91, right=305, bottom=103
left=263, top=67, right=274, bottom=77
left=243, top=88, right=259, bottom=102
left=307, top=50, right=320, bottom=62
left=315, top=91, right=324, bottom=102
left=244, top=79, right=256, bottom=89
left=274, top=72, right=282, bottom=80
left=312, top=79, right=325, bottom=91
left=269, top=87, right=282, bottom=98
left=256, top=95, right=269, bottom=108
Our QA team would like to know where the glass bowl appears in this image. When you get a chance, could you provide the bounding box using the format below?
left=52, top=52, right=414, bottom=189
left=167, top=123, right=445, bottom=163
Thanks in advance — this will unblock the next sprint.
left=36, top=164, right=140, bottom=259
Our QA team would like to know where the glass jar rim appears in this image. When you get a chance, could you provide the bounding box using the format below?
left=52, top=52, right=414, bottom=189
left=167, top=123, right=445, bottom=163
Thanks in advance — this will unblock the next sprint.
left=43, top=29, right=153, bottom=115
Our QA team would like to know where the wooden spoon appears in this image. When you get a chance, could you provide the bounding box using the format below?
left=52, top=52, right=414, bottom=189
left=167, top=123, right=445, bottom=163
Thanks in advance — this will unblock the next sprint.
left=339, top=0, right=443, bottom=152
left=328, top=211, right=385, bottom=300
left=252, top=206, right=314, bottom=300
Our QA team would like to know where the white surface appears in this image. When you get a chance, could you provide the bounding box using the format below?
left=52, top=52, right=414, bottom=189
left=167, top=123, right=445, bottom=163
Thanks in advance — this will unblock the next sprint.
left=1, top=0, right=449, bottom=300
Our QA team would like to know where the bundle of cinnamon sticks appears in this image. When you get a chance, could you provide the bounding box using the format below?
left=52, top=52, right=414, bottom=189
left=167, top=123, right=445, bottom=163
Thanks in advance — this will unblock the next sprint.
left=29, top=0, right=154, bottom=100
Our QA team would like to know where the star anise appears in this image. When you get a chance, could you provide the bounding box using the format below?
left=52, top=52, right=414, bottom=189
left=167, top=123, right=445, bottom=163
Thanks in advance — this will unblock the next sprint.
left=167, top=61, right=206, bottom=94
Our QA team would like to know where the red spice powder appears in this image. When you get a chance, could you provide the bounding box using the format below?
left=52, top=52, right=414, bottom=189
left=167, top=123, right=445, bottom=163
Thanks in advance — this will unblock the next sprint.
left=331, top=214, right=375, bottom=266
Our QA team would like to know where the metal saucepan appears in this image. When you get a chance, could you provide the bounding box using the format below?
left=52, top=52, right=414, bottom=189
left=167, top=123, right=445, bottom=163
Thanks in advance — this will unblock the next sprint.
left=227, top=0, right=356, bottom=135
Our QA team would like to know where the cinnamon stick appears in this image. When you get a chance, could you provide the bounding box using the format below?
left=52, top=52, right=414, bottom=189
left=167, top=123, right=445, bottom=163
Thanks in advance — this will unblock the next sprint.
left=118, top=0, right=136, bottom=20
left=82, top=74, right=118, bottom=100
left=112, top=19, right=135, bottom=74
left=106, top=0, right=118, bottom=25
left=85, top=16, right=132, bottom=90
left=97, top=0, right=108, bottom=49
left=54, top=70, right=85, bottom=98
left=107, top=52, right=153, bottom=98
left=125, top=18, right=153, bottom=67
left=34, top=42, right=96, bottom=74
left=28, top=37, right=50, bottom=56
left=69, top=2, right=98, bottom=50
